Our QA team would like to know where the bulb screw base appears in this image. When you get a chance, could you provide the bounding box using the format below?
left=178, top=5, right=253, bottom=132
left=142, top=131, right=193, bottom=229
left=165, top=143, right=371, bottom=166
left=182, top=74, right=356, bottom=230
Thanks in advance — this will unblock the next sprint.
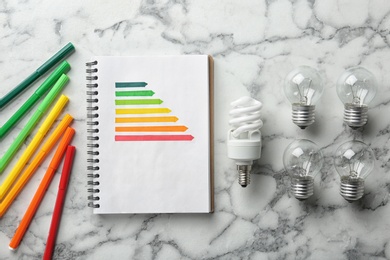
left=291, top=176, right=314, bottom=200
left=340, top=177, right=365, bottom=202
left=292, top=104, right=315, bottom=129
left=237, top=165, right=251, bottom=188
left=344, top=104, right=368, bottom=129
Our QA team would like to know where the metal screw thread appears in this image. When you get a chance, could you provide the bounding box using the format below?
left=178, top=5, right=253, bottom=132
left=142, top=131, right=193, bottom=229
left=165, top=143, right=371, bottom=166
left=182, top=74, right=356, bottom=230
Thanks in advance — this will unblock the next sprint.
left=237, top=165, right=251, bottom=188
left=291, top=176, right=314, bottom=200
left=344, top=104, right=368, bottom=129
left=340, top=177, right=365, bottom=202
left=292, top=104, right=315, bottom=129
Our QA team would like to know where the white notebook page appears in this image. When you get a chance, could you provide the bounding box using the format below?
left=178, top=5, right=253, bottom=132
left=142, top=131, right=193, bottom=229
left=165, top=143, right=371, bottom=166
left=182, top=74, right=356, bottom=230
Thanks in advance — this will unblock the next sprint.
left=89, top=55, right=212, bottom=214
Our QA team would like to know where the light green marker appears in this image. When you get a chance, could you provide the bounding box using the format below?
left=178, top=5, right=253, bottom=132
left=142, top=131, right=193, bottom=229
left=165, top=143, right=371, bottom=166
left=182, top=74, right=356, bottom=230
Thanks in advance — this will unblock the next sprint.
left=0, top=74, right=69, bottom=173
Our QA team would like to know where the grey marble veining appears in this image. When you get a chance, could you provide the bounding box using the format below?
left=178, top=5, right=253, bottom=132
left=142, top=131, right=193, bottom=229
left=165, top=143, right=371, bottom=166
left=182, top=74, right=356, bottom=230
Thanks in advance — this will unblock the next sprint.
left=1, top=0, right=390, bottom=259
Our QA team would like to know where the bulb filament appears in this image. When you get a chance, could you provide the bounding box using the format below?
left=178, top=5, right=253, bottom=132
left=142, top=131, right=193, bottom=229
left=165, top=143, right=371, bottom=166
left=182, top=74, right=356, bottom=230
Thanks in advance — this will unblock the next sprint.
left=293, top=152, right=314, bottom=177
left=350, top=79, right=369, bottom=106
left=295, top=78, right=312, bottom=105
left=299, top=152, right=313, bottom=177
left=347, top=151, right=365, bottom=178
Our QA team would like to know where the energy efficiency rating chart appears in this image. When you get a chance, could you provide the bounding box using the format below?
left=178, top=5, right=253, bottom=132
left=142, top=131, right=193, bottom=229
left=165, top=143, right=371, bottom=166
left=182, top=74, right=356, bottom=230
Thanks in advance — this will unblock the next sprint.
left=114, top=82, right=194, bottom=141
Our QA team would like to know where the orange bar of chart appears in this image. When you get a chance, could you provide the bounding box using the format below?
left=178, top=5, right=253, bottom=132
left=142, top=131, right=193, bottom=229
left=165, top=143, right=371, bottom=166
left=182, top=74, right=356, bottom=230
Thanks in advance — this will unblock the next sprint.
left=115, top=135, right=194, bottom=141
left=116, top=126, right=188, bottom=132
left=115, top=116, right=178, bottom=123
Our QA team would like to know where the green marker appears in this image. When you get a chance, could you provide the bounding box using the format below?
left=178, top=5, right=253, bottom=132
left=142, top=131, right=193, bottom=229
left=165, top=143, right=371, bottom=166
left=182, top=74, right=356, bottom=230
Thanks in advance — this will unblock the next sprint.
left=0, top=42, right=75, bottom=110
left=0, top=74, right=69, bottom=173
left=0, top=61, right=70, bottom=139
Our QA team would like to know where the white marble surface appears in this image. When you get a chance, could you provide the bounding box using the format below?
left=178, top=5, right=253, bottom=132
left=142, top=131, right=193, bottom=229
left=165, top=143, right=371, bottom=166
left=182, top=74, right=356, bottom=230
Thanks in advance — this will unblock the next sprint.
left=1, top=0, right=390, bottom=259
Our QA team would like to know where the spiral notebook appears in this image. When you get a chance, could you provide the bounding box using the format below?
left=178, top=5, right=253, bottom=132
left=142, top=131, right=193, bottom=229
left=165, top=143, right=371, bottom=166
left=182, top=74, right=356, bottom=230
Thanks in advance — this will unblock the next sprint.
left=86, top=55, right=214, bottom=214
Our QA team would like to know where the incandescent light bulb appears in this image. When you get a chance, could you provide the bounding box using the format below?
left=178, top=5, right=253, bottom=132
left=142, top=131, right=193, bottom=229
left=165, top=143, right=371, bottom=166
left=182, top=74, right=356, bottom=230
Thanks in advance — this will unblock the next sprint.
left=336, top=67, right=377, bottom=129
left=283, top=139, right=324, bottom=200
left=227, top=96, right=263, bottom=188
left=334, top=140, right=375, bottom=202
left=284, top=66, right=324, bottom=129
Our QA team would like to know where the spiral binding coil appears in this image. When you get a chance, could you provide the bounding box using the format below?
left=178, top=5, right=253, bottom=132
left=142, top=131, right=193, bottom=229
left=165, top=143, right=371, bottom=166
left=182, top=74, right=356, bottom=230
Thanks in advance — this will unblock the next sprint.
left=86, top=61, right=100, bottom=208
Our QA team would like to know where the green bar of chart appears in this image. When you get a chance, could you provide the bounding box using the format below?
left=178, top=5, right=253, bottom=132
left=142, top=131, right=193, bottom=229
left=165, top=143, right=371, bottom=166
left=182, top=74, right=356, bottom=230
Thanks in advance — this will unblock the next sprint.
left=115, top=99, right=163, bottom=105
left=115, top=90, right=155, bottom=97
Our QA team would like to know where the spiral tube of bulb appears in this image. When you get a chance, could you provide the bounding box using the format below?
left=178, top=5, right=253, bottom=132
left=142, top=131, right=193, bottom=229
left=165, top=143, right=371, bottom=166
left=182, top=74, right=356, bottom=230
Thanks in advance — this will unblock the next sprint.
left=229, top=96, right=263, bottom=137
left=227, top=96, right=263, bottom=188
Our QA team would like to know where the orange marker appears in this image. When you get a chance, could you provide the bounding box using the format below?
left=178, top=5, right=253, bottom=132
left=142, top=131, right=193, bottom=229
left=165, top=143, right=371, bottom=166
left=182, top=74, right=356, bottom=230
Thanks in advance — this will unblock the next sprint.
left=9, top=127, right=75, bottom=250
left=0, top=114, right=73, bottom=217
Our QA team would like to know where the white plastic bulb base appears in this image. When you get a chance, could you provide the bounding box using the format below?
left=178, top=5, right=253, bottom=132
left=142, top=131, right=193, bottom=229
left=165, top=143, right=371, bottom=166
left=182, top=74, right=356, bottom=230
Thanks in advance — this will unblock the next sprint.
left=291, top=176, right=314, bottom=200
left=344, top=103, right=368, bottom=129
left=227, top=130, right=261, bottom=188
left=292, top=104, right=315, bottom=129
left=340, top=176, right=365, bottom=202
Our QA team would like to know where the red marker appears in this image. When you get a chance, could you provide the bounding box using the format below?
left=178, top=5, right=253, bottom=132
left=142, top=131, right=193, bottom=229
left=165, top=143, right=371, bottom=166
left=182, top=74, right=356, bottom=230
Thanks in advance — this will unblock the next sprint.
left=43, top=145, right=76, bottom=260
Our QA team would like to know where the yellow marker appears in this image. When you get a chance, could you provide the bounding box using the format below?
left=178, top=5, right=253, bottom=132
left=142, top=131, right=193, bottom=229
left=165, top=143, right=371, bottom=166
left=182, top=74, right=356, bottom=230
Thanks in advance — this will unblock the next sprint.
left=0, top=95, right=69, bottom=201
left=0, top=114, right=73, bottom=217
left=116, top=108, right=171, bottom=114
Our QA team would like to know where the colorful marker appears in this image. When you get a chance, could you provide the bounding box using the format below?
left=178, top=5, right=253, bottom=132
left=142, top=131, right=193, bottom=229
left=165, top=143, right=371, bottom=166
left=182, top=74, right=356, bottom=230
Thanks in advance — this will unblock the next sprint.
left=0, top=116, right=73, bottom=217
left=9, top=128, right=75, bottom=250
left=0, top=74, right=69, bottom=173
left=0, top=43, right=74, bottom=110
left=0, top=95, right=69, bottom=200
left=0, top=61, right=71, bottom=139
left=43, top=145, right=76, bottom=260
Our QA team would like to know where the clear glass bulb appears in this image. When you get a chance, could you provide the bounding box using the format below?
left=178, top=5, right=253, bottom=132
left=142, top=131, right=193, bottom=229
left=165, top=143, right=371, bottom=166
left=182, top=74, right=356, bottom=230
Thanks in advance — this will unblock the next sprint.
left=283, top=139, right=324, bottom=200
left=334, top=140, right=375, bottom=202
left=284, top=66, right=324, bottom=129
left=336, top=67, right=377, bottom=129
